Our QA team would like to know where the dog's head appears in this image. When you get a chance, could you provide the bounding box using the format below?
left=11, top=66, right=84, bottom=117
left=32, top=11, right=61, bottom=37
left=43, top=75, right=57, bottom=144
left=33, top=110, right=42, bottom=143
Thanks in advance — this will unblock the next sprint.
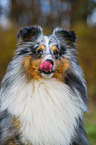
left=17, top=26, right=77, bottom=81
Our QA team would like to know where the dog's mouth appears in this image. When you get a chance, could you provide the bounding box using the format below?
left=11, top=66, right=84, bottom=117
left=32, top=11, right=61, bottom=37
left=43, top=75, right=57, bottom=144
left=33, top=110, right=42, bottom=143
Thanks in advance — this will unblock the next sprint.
left=39, top=60, right=54, bottom=76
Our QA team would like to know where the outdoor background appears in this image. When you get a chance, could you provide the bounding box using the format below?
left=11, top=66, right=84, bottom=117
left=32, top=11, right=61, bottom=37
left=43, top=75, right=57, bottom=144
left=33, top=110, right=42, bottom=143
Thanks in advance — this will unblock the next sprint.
left=0, top=0, right=96, bottom=144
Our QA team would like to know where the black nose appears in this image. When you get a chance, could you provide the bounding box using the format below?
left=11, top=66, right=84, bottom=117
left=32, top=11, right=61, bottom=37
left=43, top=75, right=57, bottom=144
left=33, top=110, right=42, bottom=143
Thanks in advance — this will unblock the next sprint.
left=46, top=59, right=54, bottom=65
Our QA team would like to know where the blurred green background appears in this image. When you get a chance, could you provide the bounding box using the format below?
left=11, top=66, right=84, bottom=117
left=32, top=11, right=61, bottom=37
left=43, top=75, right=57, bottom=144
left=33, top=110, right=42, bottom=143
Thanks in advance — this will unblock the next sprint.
left=0, top=0, right=96, bottom=144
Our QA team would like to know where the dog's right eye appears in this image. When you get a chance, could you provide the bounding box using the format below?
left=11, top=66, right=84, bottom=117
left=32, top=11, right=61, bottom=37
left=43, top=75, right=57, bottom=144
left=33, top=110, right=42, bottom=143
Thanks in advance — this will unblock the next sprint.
left=53, top=50, right=59, bottom=55
left=53, top=50, right=60, bottom=59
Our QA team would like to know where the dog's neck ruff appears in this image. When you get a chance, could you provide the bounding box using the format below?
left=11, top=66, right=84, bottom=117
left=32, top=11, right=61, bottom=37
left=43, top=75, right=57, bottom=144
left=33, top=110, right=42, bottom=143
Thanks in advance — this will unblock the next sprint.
left=1, top=78, right=87, bottom=145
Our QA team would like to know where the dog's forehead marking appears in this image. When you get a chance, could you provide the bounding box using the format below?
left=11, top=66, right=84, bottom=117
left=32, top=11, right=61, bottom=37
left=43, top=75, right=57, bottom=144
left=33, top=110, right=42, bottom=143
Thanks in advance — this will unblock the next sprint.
left=43, top=36, right=50, bottom=53
left=43, top=36, right=57, bottom=53
left=44, top=36, right=49, bottom=47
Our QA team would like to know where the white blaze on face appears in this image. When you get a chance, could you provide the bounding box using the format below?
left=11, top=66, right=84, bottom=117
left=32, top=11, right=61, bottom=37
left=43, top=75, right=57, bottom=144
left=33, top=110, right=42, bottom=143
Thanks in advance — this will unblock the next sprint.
left=44, top=36, right=53, bottom=61
left=44, top=36, right=49, bottom=52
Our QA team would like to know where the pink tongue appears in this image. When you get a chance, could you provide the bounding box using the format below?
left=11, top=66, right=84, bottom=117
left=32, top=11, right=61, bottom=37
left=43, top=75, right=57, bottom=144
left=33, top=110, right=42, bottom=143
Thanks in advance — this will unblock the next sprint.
left=40, top=61, right=52, bottom=72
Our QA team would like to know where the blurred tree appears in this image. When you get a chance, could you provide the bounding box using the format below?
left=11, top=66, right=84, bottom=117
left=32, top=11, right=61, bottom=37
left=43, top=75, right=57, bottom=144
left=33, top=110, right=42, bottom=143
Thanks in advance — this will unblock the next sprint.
left=8, top=0, right=72, bottom=28
left=0, top=0, right=96, bottom=28
left=70, top=0, right=89, bottom=25
left=10, top=0, right=41, bottom=26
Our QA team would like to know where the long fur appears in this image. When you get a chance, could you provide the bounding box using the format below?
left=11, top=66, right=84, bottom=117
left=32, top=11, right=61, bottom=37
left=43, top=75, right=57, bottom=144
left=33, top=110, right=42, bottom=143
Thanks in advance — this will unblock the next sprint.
left=0, top=26, right=90, bottom=145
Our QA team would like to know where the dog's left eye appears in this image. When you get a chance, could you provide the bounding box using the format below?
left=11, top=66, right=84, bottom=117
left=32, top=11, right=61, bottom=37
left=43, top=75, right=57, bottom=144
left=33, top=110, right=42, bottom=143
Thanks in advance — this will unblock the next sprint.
left=36, top=49, right=43, bottom=55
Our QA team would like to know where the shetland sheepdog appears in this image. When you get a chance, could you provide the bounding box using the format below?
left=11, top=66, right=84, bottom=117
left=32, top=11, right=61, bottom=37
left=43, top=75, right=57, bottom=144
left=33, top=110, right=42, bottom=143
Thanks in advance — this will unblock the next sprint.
left=0, top=26, right=90, bottom=145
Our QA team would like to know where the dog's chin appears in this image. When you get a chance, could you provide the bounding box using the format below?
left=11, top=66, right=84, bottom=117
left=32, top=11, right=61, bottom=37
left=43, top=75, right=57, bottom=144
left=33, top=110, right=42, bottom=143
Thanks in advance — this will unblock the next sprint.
left=41, top=72, right=54, bottom=78
left=38, top=70, right=54, bottom=78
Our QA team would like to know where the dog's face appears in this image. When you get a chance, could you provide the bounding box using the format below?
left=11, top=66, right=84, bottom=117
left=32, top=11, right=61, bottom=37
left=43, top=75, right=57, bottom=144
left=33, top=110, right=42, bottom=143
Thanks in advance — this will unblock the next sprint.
left=17, top=26, right=76, bottom=81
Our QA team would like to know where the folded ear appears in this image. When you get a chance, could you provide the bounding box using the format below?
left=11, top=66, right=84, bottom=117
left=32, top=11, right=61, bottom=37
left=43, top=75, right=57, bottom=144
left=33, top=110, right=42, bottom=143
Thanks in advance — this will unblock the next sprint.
left=17, top=26, right=43, bottom=43
left=53, top=28, right=77, bottom=42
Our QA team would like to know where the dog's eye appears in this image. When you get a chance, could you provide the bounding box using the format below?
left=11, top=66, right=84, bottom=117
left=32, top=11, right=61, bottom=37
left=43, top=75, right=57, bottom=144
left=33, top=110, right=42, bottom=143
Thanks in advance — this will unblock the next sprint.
left=53, top=50, right=60, bottom=59
left=36, top=49, right=43, bottom=55
left=53, top=50, right=59, bottom=55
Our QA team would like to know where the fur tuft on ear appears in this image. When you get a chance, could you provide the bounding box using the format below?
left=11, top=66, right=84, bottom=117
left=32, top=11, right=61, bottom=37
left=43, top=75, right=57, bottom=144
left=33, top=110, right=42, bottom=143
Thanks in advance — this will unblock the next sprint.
left=53, top=28, right=77, bottom=42
left=17, top=26, right=43, bottom=43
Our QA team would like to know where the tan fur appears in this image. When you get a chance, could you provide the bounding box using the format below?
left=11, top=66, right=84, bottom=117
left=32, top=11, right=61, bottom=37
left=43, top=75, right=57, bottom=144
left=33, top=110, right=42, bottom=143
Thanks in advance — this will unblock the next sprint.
left=13, top=117, right=21, bottom=131
left=19, top=36, right=24, bottom=43
left=7, top=140, right=16, bottom=145
left=52, top=45, right=60, bottom=53
left=19, top=36, right=32, bottom=43
left=36, top=44, right=45, bottom=52
left=24, top=56, right=43, bottom=80
left=66, top=40, right=74, bottom=47
left=53, top=58, right=70, bottom=82
left=19, top=34, right=33, bottom=43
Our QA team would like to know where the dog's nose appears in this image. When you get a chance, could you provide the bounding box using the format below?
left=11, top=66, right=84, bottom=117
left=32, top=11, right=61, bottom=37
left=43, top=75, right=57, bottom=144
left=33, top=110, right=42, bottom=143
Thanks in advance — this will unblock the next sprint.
left=46, top=59, right=54, bottom=65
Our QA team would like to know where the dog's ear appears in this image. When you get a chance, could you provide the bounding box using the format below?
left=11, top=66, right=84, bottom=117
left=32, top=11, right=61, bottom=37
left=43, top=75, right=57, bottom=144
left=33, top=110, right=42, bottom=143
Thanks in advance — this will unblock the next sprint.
left=17, top=26, right=43, bottom=43
left=53, top=28, right=77, bottom=42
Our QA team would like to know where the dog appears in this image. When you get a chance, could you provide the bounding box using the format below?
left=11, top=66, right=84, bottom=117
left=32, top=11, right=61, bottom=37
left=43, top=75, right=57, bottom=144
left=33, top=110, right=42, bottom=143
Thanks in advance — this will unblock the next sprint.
left=0, top=26, right=90, bottom=145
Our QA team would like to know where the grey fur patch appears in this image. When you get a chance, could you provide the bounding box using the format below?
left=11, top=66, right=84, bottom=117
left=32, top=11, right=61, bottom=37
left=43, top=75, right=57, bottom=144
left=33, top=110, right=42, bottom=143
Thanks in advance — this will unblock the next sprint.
left=72, top=119, right=90, bottom=145
left=0, top=110, right=21, bottom=145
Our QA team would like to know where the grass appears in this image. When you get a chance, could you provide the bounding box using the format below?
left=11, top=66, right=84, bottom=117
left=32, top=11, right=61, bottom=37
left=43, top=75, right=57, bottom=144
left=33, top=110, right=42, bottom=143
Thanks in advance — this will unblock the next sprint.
left=85, top=108, right=96, bottom=145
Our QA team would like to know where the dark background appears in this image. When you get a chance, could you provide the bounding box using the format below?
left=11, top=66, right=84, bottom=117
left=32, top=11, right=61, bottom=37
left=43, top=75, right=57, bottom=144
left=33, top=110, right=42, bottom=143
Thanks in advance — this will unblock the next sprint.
left=0, top=0, right=96, bottom=144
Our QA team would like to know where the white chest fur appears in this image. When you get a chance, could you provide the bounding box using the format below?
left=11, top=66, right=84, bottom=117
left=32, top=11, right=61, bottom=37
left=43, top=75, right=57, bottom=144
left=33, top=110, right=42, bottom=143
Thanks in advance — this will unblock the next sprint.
left=1, top=78, right=86, bottom=145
